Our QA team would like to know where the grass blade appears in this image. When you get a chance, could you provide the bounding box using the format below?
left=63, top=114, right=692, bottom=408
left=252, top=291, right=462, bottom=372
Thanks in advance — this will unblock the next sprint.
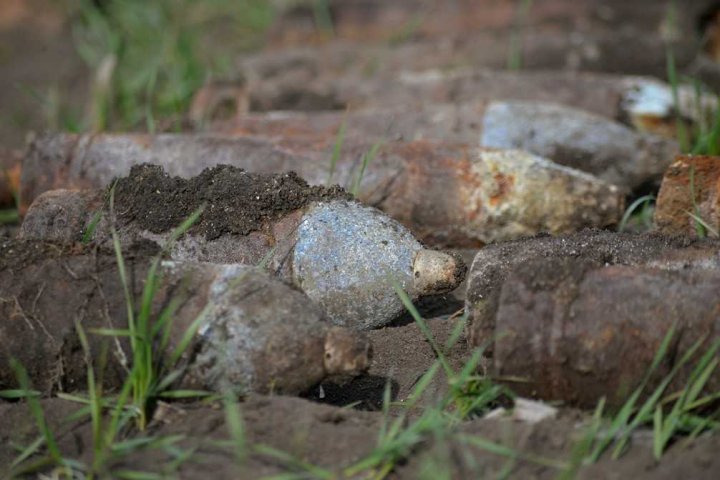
left=350, top=141, right=382, bottom=196
left=686, top=210, right=718, bottom=237
left=223, top=389, right=246, bottom=464
left=391, top=278, right=452, bottom=376
left=618, top=195, right=655, bottom=232
left=327, top=114, right=347, bottom=185
left=0, top=389, right=41, bottom=399
left=9, top=359, right=62, bottom=463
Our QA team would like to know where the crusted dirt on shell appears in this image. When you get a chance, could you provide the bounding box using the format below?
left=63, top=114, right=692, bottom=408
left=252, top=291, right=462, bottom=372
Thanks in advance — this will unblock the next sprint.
left=113, top=164, right=350, bottom=240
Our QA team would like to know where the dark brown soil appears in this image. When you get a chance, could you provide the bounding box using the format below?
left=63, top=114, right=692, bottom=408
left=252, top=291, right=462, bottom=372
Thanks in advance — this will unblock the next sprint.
left=0, top=237, right=70, bottom=271
left=0, top=239, right=166, bottom=395
left=2, top=244, right=720, bottom=477
left=3, top=391, right=720, bottom=479
left=113, top=164, right=351, bottom=239
left=0, top=237, right=159, bottom=273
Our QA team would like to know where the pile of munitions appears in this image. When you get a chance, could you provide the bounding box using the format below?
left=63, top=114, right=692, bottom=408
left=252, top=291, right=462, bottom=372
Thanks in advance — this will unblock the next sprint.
left=3, top=0, right=720, bottom=415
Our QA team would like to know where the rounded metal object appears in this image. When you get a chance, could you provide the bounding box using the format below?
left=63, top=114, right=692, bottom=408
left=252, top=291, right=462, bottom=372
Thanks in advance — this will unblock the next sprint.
left=292, top=201, right=422, bottom=329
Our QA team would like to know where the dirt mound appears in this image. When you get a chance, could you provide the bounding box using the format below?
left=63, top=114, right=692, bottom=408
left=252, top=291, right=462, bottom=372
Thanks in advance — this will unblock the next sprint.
left=113, top=164, right=350, bottom=240
left=3, top=394, right=720, bottom=479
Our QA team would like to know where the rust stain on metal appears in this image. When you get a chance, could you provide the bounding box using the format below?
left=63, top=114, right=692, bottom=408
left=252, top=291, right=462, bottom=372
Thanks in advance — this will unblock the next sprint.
left=629, top=113, right=679, bottom=139
left=488, top=172, right=515, bottom=207
left=656, top=155, right=720, bottom=236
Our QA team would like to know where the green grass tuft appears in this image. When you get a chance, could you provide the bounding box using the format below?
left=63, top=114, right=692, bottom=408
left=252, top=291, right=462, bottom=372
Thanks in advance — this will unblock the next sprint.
left=350, top=141, right=383, bottom=197
left=507, top=0, right=534, bottom=70
left=71, top=0, right=273, bottom=131
left=617, top=195, right=655, bottom=233
left=327, top=113, right=347, bottom=186
left=6, top=196, right=212, bottom=477
left=581, top=325, right=720, bottom=463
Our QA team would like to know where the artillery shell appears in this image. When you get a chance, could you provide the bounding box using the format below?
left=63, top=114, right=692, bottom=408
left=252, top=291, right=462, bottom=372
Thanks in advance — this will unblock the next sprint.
left=237, top=64, right=716, bottom=140
left=20, top=165, right=466, bottom=329
left=655, top=155, right=720, bottom=237
left=0, top=240, right=370, bottom=395
left=216, top=101, right=678, bottom=191
left=491, top=256, right=720, bottom=408
left=241, top=1, right=720, bottom=97
left=465, top=230, right=720, bottom=350
left=267, top=0, right=703, bottom=58
left=477, top=101, right=676, bottom=190
left=20, top=133, right=624, bottom=246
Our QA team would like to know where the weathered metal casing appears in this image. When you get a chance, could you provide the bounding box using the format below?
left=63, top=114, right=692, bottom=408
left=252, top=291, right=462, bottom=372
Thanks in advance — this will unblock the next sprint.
left=21, top=134, right=624, bottom=247
left=0, top=244, right=370, bottom=395
left=20, top=189, right=465, bottom=329
left=655, top=155, right=720, bottom=237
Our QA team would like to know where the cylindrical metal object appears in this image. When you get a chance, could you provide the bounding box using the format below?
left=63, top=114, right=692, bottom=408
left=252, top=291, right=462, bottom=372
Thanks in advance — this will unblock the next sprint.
left=257, top=0, right=707, bottom=81
left=492, top=257, right=720, bottom=408
left=465, top=230, right=720, bottom=351
left=20, top=133, right=624, bottom=247
left=237, top=66, right=717, bottom=139
left=20, top=165, right=466, bottom=329
left=214, top=101, right=678, bottom=192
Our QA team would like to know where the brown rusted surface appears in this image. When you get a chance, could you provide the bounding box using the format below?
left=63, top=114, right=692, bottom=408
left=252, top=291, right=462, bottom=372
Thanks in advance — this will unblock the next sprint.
left=19, top=189, right=105, bottom=242
left=267, top=0, right=700, bottom=56
left=488, top=172, right=514, bottom=207
left=235, top=56, right=714, bottom=142
left=21, top=133, right=623, bottom=247
left=240, top=55, right=674, bottom=118
left=628, top=113, right=682, bottom=139
left=701, top=6, right=720, bottom=62
left=655, top=155, right=720, bottom=236
left=465, top=230, right=720, bottom=355
left=188, top=81, right=250, bottom=126
left=268, top=0, right=520, bottom=45
left=492, top=257, right=720, bottom=409
left=245, top=0, right=718, bottom=90
left=214, top=102, right=679, bottom=191
left=0, top=240, right=157, bottom=394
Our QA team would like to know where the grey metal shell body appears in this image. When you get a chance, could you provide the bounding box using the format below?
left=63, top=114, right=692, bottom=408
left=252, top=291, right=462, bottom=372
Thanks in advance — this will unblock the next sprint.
left=291, top=201, right=422, bottom=329
left=164, top=261, right=330, bottom=395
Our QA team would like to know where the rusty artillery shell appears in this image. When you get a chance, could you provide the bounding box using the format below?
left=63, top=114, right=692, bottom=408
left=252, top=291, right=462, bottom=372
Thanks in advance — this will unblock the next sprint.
left=465, top=230, right=720, bottom=351
left=259, top=0, right=706, bottom=81
left=236, top=63, right=717, bottom=140
left=216, top=101, right=678, bottom=191
left=491, top=257, right=720, bottom=409
left=0, top=240, right=370, bottom=395
left=21, top=133, right=624, bottom=246
left=655, top=155, right=720, bottom=237
left=20, top=165, right=465, bottom=329
left=268, top=0, right=706, bottom=49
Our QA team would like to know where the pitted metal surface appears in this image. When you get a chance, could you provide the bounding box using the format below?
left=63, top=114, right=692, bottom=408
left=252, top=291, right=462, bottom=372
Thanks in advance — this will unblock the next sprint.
left=292, top=201, right=422, bottom=329
left=173, top=262, right=330, bottom=394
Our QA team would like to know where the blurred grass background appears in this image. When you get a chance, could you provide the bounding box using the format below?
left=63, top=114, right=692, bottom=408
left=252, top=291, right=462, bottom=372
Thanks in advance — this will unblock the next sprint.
left=0, top=0, right=276, bottom=146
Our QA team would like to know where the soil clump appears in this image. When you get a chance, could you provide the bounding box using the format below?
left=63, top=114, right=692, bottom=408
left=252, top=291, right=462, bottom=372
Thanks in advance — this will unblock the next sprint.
left=114, top=164, right=350, bottom=240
